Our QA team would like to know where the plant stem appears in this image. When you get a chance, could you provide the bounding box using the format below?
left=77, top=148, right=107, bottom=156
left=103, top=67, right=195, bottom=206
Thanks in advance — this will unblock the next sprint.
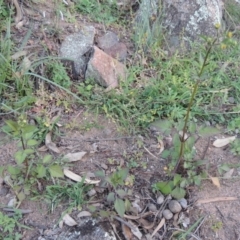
left=173, top=37, right=218, bottom=173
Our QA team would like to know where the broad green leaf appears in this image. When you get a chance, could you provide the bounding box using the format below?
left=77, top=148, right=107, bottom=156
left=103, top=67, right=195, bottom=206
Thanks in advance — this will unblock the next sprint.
left=36, top=165, right=46, bottom=178
left=14, top=151, right=27, bottom=165
left=125, top=199, right=131, bottom=211
left=27, top=139, right=38, bottom=146
left=171, top=187, right=186, bottom=199
left=24, top=149, right=34, bottom=155
left=114, top=198, right=125, bottom=217
left=18, top=191, right=26, bottom=201
left=43, top=154, right=52, bottom=164
left=173, top=174, right=182, bottom=186
left=107, top=192, right=115, bottom=202
left=23, top=125, right=37, bottom=134
left=155, top=181, right=174, bottom=195
left=5, top=120, right=19, bottom=132
left=7, top=166, right=21, bottom=175
left=161, top=150, right=170, bottom=158
left=198, top=126, right=221, bottom=137
left=49, top=165, right=64, bottom=178
left=118, top=168, right=129, bottom=181
left=116, top=189, right=127, bottom=198
left=99, top=210, right=110, bottom=218
left=193, top=175, right=201, bottom=186
left=180, top=179, right=187, bottom=188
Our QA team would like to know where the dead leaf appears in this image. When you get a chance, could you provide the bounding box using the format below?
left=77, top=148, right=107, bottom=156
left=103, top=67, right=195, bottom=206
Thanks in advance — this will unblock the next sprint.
left=213, top=136, right=236, bottom=147
left=45, top=133, right=61, bottom=153
left=77, top=211, right=92, bottom=218
left=223, top=168, right=234, bottom=178
left=138, top=218, right=154, bottom=230
left=38, top=145, right=48, bottom=152
left=63, top=169, right=100, bottom=184
left=151, top=218, right=165, bottom=238
left=128, top=221, right=142, bottom=240
left=210, top=176, right=220, bottom=189
left=11, top=50, right=27, bottom=60
left=122, top=223, right=133, bottom=240
left=157, top=139, right=164, bottom=155
left=196, top=197, right=238, bottom=205
left=62, top=213, right=77, bottom=226
left=64, top=152, right=87, bottom=162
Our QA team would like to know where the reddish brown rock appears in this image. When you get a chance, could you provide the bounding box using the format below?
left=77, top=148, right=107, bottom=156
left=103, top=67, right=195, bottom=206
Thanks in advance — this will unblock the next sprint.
left=86, top=46, right=127, bottom=91
left=104, top=42, right=127, bottom=62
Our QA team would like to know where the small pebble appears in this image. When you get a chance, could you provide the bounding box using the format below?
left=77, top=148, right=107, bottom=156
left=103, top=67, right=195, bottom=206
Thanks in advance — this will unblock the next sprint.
left=178, top=198, right=188, bottom=209
left=157, top=194, right=164, bottom=205
left=148, top=203, right=157, bottom=212
left=168, top=200, right=182, bottom=213
left=162, top=209, right=173, bottom=220
left=8, top=197, right=17, bottom=207
left=87, top=189, right=97, bottom=197
left=100, top=163, right=108, bottom=170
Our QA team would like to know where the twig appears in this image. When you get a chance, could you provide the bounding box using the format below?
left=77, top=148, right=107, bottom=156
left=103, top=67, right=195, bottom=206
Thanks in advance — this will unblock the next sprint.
left=143, top=146, right=158, bottom=159
left=61, top=136, right=136, bottom=142
left=113, top=216, right=137, bottom=231
left=3, top=208, right=33, bottom=214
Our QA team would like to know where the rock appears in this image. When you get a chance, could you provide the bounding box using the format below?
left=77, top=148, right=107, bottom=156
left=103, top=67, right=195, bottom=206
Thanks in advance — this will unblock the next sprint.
left=168, top=200, right=182, bottom=213
left=60, top=26, right=95, bottom=79
left=100, top=163, right=108, bottom=170
left=86, top=46, right=127, bottom=91
left=7, top=197, right=17, bottom=207
left=104, top=42, right=127, bottom=62
left=87, top=189, right=97, bottom=197
left=97, top=31, right=119, bottom=50
left=162, top=209, right=173, bottom=220
left=178, top=198, right=188, bottom=209
left=135, top=0, right=224, bottom=52
left=157, top=194, right=164, bottom=205
left=57, top=217, right=116, bottom=240
left=148, top=203, right=157, bottom=212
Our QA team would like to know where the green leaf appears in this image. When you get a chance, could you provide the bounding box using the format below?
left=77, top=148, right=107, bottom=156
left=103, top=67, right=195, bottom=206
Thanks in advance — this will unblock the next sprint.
left=199, top=126, right=221, bottom=137
left=171, top=187, right=186, bottom=199
left=7, top=166, right=21, bottom=175
left=118, top=168, right=129, bottom=181
left=150, top=119, right=172, bottom=134
left=43, top=154, right=52, bottom=164
left=0, top=166, right=5, bottom=177
left=173, top=174, right=182, bottom=186
left=49, top=165, right=64, bottom=178
left=155, top=181, right=174, bottom=195
left=193, top=175, right=201, bottom=186
left=5, top=120, right=19, bottom=132
left=27, top=139, right=38, bottom=146
left=18, top=191, right=26, bottom=201
left=107, top=192, right=115, bottom=202
left=125, top=199, right=131, bottom=211
left=114, top=198, right=125, bottom=217
left=116, top=189, right=127, bottom=198
left=22, top=125, right=37, bottom=134
left=14, top=151, right=27, bottom=165
left=94, top=170, right=105, bottom=178
left=189, top=122, right=197, bottom=133
left=161, top=150, right=170, bottom=158
left=24, top=149, right=35, bottom=155
left=36, top=165, right=46, bottom=178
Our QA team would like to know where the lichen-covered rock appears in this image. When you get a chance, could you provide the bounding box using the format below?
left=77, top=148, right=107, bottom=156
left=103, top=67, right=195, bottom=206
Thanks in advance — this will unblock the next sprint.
left=60, top=26, right=95, bottom=79
left=135, top=0, right=224, bottom=52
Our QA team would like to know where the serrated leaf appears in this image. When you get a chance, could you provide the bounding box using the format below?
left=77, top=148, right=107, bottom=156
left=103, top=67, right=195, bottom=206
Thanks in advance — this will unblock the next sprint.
left=114, top=198, right=125, bottom=217
left=43, top=154, right=52, bottom=164
left=27, top=139, right=38, bottom=146
left=213, top=136, right=236, bottom=147
left=116, top=189, right=127, bottom=198
left=49, top=165, right=64, bottom=178
left=36, top=165, right=46, bottom=178
left=107, top=192, right=115, bottom=202
left=15, top=151, right=27, bottom=165
left=155, top=181, right=174, bottom=195
left=199, top=126, right=221, bottom=137
left=171, top=187, right=186, bottom=199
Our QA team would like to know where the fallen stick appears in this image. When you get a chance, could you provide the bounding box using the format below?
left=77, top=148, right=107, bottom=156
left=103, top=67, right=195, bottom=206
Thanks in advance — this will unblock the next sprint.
left=196, top=196, right=238, bottom=205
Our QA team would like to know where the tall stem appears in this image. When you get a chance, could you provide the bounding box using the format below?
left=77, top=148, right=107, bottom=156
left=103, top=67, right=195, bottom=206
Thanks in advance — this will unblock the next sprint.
left=173, top=37, right=218, bottom=173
